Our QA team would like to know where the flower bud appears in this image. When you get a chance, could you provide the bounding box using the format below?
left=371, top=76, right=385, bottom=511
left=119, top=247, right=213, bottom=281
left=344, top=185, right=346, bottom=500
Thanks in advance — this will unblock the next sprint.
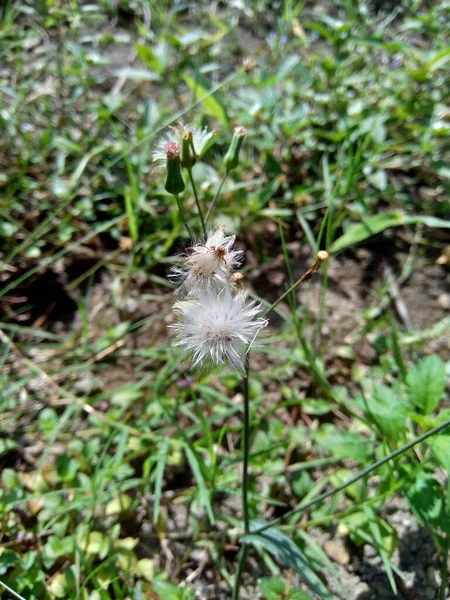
left=164, top=142, right=185, bottom=195
left=180, top=129, right=195, bottom=170
left=223, top=126, right=247, bottom=172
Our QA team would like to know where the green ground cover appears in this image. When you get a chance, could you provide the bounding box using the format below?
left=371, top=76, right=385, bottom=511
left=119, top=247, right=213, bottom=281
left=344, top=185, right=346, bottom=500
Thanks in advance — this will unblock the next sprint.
left=0, top=1, right=449, bottom=598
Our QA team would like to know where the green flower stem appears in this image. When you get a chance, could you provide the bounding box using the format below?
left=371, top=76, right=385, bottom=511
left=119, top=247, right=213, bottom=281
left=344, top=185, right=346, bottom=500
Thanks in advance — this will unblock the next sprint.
left=232, top=355, right=251, bottom=600
left=205, top=172, right=228, bottom=224
left=232, top=546, right=248, bottom=600
left=242, top=355, right=250, bottom=535
left=439, top=535, right=448, bottom=600
left=187, top=168, right=206, bottom=237
left=253, top=417, right=450, bottom=535
left=174, top=193, right=193, bottom=239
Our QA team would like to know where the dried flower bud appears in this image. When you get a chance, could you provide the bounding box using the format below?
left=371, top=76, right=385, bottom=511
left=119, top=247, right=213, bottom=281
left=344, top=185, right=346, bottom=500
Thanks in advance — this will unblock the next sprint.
left=164, top=142, right=185, bottom=195
left=230, top=272, right=244, bottom=289
left=223, top=126, right=247, bottom=173
left=242, top=57, right=257, bottom=73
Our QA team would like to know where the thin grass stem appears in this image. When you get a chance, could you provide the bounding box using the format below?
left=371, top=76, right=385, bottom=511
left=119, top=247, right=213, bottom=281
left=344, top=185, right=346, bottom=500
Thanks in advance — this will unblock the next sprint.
left=253, top=417, right=450, bottom=535
left=242, top=355, right=250, bottom=535
left=232, top=546, right=248, bottom=600
left=439, top=535, right=449, bottom=600
left=232, top=355, right=251, bottom=600
left=205, top=172, right=228, bottom=223
left=0, top=581, right=27, bottom=600
left=264, top=251, right=329, bottom=316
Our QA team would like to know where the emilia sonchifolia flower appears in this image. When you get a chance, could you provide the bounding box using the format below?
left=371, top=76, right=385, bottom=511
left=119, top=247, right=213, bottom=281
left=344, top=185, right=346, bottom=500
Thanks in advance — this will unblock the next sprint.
left=153, top=123, right=215, bottom=166
left=171, top=226, right=243, bottom=294
left=169, top=287, right=267, bottom=372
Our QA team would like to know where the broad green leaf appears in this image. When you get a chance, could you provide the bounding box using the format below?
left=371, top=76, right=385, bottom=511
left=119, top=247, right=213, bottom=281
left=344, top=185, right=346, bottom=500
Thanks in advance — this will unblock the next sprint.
left=0, top=549, right=19, bottom=575
left=183, top=73, right=228, bottom=126
left=260, top=577, right=313, bottom=599
left=314, top=425, right=372, bottom=462
left=79, top=531, right=110, bottom=559
left=136, top=558, right=155, bottom=582
left=366, top=385, right=408, bottom=440
left=405, top=471, right=450, bottom=532
left=243, top=521, right=332, bottom=599
left=340, top=511, right=398, bottom=555
left=106, top=493, right=133, bottom=515
left=406, top=355, right=446, bottom=414
left=0, top=438, right=17, bottom=457
left=330, top=212, right=450, bottom=254
left=329, top=469, right=360, bottom=501
left=432, top=435, right=450, bottom=471
left=135, top=42, right=171, bottom=73
left=152, top=580, right=195, bottom=600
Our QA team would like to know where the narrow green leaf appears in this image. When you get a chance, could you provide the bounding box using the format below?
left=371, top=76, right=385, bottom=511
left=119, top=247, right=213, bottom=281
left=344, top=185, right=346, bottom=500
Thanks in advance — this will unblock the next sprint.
left=153, top=438, right=169, bottom=523
left=364, top=509, right=397, bottom=593
left=329, top=212, right=405, bottom=253
left=184, top=444, right=215, bottom=524
left=124, top=186, right=138, bottom=243
left=243, top=521, right=332, bottom=599
left=330, top=212, right=450, bottom=254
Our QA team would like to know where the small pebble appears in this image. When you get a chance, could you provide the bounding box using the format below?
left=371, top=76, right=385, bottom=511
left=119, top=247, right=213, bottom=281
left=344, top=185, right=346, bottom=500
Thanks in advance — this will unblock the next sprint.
left=423, top=586, right=436, bottom=600
left=352, top=581, right=370, bottom=598
left=352, top=556, right=361, bottom=572
left=426, top=566, right=440, bottom=589
left=324, top=539, right=351, bottom=566
left=437, top=293, right=450, bottom=309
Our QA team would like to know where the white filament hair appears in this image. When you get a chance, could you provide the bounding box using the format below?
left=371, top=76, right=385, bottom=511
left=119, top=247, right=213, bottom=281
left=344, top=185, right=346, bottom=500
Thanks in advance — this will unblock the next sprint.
left=169, top=287, right=267, bottom=372
left=171, top=228, right=243, bottom=294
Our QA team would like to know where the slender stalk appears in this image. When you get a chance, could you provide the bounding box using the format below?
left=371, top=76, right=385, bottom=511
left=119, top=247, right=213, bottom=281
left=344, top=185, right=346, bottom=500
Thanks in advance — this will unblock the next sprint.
left=232, top=546, right=248, bottom=600
left=174, top=193, right=193, bottom=239
left=264, top=251, right=329, bottom=316
left=242, top=355, right=251, bottom=534
left=253, top=417, right=450, bottom=535
left=0, top=580, right=27, bottom=600
left=187, top=168, right=206, bottom=237
left=232, top=355, right=251, bottom=600
left=439, top=535, right=449, bottom=600
left=205, top=171, right=228, bottom=224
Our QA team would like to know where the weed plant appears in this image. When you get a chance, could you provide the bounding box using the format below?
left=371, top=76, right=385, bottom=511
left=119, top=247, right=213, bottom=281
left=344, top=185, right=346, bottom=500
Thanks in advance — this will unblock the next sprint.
left=0, top=2, right=449, bottom=599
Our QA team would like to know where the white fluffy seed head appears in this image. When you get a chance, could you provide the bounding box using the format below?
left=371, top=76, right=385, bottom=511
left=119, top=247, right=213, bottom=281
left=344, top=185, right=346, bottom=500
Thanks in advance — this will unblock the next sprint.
left=171, top=227, right=243, bottom=294
left=169, top=288, right=267, bottom=372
